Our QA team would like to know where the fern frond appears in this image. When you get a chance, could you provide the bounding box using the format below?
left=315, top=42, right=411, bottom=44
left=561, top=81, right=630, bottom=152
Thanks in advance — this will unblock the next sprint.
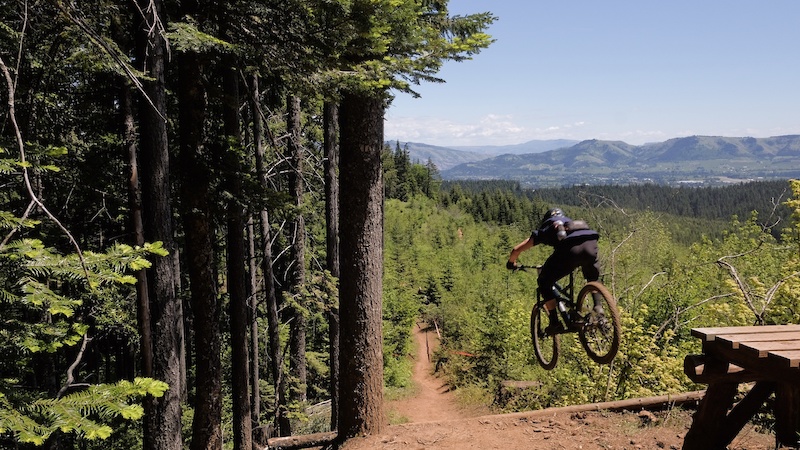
left=2, top=377, right=167, bottom=444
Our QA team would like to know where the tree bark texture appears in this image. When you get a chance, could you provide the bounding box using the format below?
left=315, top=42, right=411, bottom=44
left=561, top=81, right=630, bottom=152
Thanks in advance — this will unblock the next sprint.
left=177, top=51, right=223, bottom=450
left=135, top=1, right=184, bottom=448
left=337, top=92, right=385, bottom=438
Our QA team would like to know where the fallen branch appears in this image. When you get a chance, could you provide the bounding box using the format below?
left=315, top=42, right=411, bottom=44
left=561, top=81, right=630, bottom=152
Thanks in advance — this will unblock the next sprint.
left=264, top=430, right=337, bottom=450
left=480, top=390, right=707, bottom=422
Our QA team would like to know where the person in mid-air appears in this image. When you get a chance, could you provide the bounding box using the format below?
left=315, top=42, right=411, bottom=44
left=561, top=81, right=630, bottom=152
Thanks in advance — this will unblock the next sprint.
left=506, top=207, right=603, bottom=333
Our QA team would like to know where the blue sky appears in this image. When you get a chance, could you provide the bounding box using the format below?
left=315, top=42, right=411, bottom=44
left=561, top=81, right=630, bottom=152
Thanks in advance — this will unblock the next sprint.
left=385, top=1, right=800, bottom=147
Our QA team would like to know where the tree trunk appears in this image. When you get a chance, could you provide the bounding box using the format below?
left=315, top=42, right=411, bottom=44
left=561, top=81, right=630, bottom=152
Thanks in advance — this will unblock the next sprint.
left=135, top=1, right=184, bottom=448
left=222, top=55, right=252, bottom=450
left=113, top=11, right=153, bottom=381
left=251, top=75, right=289, bottom=437
left=245, top=88, right=261, bottom=442
left=247, top=217, right=265, bottom=445
left=323, top=101, right=340, bottom=431
left=121, top=77, right=152, bottom=378
left=177, top=50, right=223, bottom=450
left=337, top=92, right=385, bottom=438
left=228, top=193, right=251, bottom=450
left=287, top=94, right=307, bottom=404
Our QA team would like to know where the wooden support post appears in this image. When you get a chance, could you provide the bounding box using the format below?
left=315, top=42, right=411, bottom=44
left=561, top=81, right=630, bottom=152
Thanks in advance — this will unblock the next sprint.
left=774, top=383, right=800, bottom=447
left=683, top=355, right=740, bottom=450
left=715, top=381, right=775, bottom=448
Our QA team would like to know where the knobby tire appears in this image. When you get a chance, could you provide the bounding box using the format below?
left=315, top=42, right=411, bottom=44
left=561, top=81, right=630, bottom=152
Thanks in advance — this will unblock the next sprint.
left=576, top=281, right=621, bottom=364
left=531, top=302, right=559, bottom=370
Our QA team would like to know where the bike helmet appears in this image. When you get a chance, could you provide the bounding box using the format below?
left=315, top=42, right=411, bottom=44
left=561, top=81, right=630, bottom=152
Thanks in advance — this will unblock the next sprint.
left=540, top=207, right=564, bottom=227
left=543, top=208, right=564, bottom=220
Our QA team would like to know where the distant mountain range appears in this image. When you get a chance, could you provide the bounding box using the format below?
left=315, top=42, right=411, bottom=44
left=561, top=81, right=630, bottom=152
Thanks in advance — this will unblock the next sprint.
left=388, top=139, right=579, bottom=170
left=391, top=135, right=800, bottom=187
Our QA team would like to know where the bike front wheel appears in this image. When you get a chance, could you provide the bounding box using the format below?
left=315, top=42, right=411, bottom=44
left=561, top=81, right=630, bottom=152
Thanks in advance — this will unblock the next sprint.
left=576, top=281, right=621, bottom=364
left=531, top=302, right=560, bottom=370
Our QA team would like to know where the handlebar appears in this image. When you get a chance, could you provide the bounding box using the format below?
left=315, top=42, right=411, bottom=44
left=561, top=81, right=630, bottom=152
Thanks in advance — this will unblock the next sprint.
left=513, top=264, right=542, bottom=273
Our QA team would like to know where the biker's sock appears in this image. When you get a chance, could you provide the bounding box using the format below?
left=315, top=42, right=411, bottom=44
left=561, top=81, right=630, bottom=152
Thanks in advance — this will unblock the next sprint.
left=592, top=293, right=605, bottom=313
left=549, top=309, right=559, bottom=324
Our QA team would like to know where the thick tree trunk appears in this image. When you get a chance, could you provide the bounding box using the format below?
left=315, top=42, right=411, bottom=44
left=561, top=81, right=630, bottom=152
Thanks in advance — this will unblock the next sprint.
left=323, top=101, right=340, bottom=431
left=135, top=1, right=184, bottom=448
left=177, top=51, right=223, bottom=450
left=337, top=92, right=385, bottom=438
left=287, top=95, right=307, bottom=403
left=251, top=75, right=289, bottom=437
left=222, top=55, right=252, bottom=450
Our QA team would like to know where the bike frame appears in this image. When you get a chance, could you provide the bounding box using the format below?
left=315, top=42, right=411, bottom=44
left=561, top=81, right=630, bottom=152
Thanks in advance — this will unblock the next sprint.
left=535, top=267, right=576, bottom=318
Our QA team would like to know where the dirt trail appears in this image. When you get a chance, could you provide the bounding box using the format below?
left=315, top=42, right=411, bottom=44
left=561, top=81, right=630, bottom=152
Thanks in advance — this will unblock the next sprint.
left=385, top=322, right=481, bottom=423
left=340, top=323, right=777, bottom=450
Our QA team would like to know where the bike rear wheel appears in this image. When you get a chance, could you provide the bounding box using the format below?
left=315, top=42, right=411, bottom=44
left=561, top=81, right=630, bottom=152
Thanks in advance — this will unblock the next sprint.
left=531, top=302, right=560, bottom=370
left=576, top=281, right=621, bottom=364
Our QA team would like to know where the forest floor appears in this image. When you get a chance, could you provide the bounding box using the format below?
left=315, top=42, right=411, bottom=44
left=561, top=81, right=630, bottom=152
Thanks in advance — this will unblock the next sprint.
left=339, top=322, right=778, bottom=450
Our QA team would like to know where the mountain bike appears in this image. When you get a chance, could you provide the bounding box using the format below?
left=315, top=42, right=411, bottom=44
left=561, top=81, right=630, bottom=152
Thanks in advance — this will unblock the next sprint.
left=517, top=265, right=621, bottom=370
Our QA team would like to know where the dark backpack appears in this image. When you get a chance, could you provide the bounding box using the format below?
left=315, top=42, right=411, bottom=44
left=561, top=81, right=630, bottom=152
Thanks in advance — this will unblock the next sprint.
left=565, top=220, right=589, bottom=232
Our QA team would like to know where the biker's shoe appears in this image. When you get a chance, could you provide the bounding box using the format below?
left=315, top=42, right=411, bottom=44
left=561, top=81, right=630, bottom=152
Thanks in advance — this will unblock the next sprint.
left=545, top=322, right=566, bottom=335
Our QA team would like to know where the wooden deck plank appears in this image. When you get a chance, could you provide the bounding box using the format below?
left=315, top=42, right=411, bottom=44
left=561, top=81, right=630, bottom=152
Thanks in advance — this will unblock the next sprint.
left=769, top=350, right=800, bottom=368
left=737, top=340, right=800, bottom=358
left=715, top=331, right=800, bottom=349
left=692, top=325, right=800, bottom=341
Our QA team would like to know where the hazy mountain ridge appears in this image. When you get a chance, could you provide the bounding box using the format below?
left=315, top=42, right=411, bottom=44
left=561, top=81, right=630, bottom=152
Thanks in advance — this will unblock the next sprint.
left=437, top=135, right=800, bottom=187
left=390, top=139, right=578, bottom=170
left=386, top=141, right=486, bottom=170
left=449, top=139, right=580, bottom=155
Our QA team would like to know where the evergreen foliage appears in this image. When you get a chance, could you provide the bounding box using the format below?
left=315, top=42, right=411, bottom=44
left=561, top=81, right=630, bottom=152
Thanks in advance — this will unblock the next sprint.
left=384, top=142, right=442, bottom=201
left=0, top=219, right=169, bottom=444
left=442, top=179, right=791, bottom=245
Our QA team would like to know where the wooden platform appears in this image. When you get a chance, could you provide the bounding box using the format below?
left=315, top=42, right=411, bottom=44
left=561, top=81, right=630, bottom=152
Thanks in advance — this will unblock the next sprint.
left=683, top=324, right=800, bottom=449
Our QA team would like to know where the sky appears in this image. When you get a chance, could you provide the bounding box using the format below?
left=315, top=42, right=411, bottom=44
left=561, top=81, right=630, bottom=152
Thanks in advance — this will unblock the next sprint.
left=384, top=1, right=800, bottom=147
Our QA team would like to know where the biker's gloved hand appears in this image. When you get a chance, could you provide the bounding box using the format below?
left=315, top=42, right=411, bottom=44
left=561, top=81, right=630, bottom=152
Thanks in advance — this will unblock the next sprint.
left=506, top=260, right=517, bottom=271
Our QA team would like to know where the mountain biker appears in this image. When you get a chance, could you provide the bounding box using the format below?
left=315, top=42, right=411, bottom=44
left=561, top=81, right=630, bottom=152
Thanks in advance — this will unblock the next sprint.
left=506, top=207, right=603, bottom=334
